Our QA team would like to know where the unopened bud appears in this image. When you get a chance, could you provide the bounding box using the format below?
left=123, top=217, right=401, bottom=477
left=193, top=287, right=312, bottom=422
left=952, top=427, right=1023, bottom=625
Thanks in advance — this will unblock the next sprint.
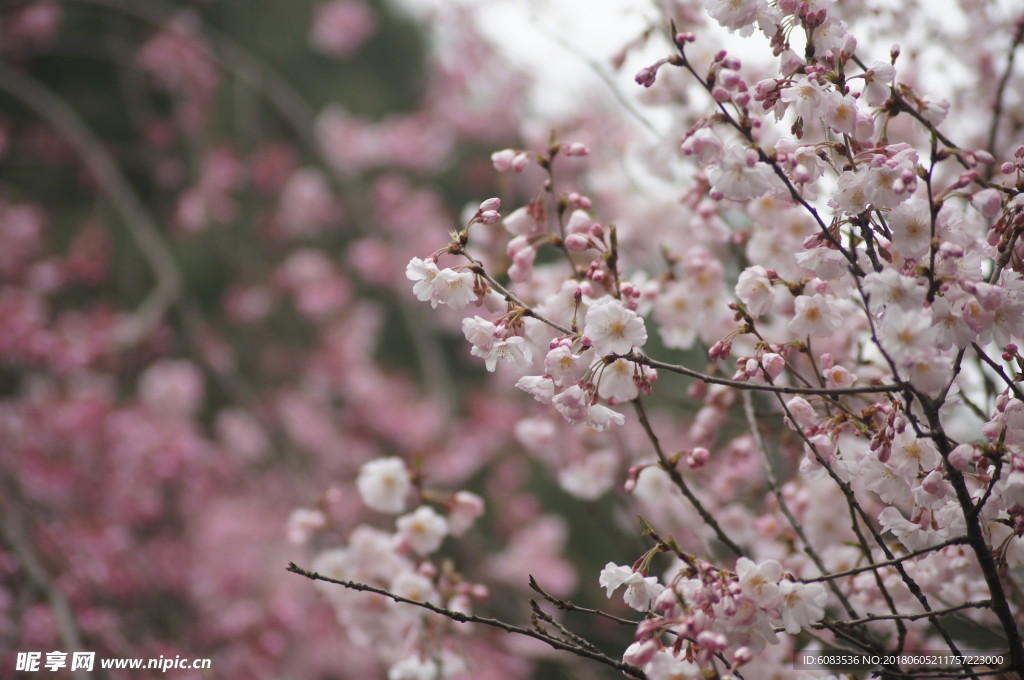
left=565, top=234, right=591, bottom=251
left=511, top=153, right=530, bottom=172
left=948, top=443, right=976, bottom=471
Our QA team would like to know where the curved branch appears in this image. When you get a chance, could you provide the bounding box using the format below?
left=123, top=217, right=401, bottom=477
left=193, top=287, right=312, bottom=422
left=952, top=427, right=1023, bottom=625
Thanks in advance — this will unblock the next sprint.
left=0, top=62, right=181, bottom=346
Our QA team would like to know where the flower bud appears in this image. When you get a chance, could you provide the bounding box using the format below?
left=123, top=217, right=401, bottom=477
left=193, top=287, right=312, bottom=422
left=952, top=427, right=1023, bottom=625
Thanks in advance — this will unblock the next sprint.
left=564, top=233, right=591, bottom=251
left=948, top=443, right=976, bottom=471
left=491, top=148, right=516, bottom=171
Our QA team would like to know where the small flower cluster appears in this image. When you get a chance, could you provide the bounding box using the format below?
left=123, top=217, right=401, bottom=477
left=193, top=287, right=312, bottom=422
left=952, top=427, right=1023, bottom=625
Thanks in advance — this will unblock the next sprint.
left=601, top=557, right=826, bottom=679
left=311, top=456, right=487, bottom=679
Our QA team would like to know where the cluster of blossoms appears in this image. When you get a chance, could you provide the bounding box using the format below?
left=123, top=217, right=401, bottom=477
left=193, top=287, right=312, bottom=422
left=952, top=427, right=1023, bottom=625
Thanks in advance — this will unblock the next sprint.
left=602, top=556, right=826, bottom=678
left=308, top=457, right=488, bottom=680
left=393, top=0, right=1024, bottom=677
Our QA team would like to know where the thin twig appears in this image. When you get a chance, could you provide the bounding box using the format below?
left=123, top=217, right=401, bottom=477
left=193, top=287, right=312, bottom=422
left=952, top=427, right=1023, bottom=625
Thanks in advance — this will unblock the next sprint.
left=632, top=397, right=744, bottom=557
left=529, top=576, right=638, bottom=625
left=833, top=599, right=992, bottom=627
left=287, top=563, right=647, bottom=680
left=800, top=537, right=969, bottom=583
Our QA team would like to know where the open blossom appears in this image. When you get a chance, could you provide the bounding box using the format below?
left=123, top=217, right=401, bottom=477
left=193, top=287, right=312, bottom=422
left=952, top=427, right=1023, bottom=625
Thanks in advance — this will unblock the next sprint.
left=778, top=580, right=827, bottom=634
left=598, top=563, right=664, bottom=611
left=788, top=294, right=842, bottom=337
left=735, top=265, right=774, bottom=317
left=887, top=198, right=931, bottom=258
left=584, top=297, right=648, bottom=356
left=406, top=258, right=476, bottom=309
left=357, top=457, right=410, bottom=514
left=585, top=402, right=626, bottom=431
left=877, top=306, right=933, bottom=365
left=553, top=385, right=591, bottom=423
left=779, top=76, right=830, bottom=122
left=396, top=505, right=448, bottom=555
left=545, top=345, right=589, bottom=386
left=481, top=336, right=532, bottom=372
left=406, top=257, right=440, bottom=303
left=432, top=267, right=477, bottom=309
left=515, top=374, right=555, bottom=403
left=598, top=358, right=639, bottom=402
left=862, top=269, right=925, bottom=311
left=390, top=570, right=438, bottom=606
left=645, top=650, right=700, bottom=680
left=860, top=61, right=896, bottom=106
left=707, top=145, right=776, bottom=200
left=878, top=506, right=934, bottom=551
left=824, top=92, right=860, bottom=136
left=707, top=0, right=760, bottom=32
left=736, top=557, right=782, bottom=608
left=462, top=315, right=497, bottom=350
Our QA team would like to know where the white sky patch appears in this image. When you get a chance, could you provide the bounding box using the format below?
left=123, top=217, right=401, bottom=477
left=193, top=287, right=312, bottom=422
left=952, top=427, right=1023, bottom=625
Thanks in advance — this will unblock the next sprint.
left=393, top=0, right=662, bottom=119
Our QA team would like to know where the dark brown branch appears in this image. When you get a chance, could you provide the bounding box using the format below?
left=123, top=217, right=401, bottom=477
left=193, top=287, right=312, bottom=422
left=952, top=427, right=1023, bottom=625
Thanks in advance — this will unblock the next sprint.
left=632, top=397, right=745, bottom=557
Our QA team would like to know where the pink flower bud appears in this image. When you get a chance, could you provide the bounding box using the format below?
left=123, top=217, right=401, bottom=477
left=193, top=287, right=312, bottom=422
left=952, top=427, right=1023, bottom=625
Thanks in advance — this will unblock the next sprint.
left=479, top=210, right=501, bottom=224
left=688, top=447, right=710, bottom=469
left=564, top=142, right=590, bottom=156
left=761, top=353, right=785, bottom=380
left=954, top=170, right=979, bottom=189
left=491, top=148, right=515, bottom=171
left=564, top=234, right=591, bottom=251
left=974, top=150, right=995, bottom=164
left=635, top=67, right=656, bottom=88
left=841, top=33, right=858, bottom=56
left=920, top=469, right=945, bottom=496
left=949, top=443, right=976, bottom=471
left=697, top=631, right=728, bottom=652
left=511, top=153, right=530, bottom=173
left=479, top=197, right=501, bottom=211
left=623, top=640, right=660, bottom=668
left=973, top=188, right=1003, bottom=219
